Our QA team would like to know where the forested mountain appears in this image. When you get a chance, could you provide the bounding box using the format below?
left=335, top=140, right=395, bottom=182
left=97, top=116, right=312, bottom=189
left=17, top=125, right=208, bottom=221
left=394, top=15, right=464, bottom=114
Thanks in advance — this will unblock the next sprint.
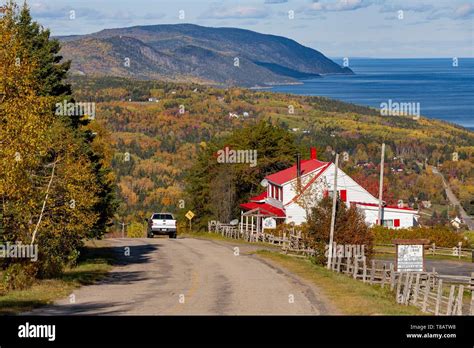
left=58, top=24, right=351, bottom=87
left=70, top=76, right=474, bottom=231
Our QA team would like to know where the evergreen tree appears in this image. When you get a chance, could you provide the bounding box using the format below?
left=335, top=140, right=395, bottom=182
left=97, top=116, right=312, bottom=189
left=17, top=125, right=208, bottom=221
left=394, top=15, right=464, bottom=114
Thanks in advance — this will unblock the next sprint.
left=15, top=2, right=71, bottom=97
left=186, top=121, right=297, bottom=229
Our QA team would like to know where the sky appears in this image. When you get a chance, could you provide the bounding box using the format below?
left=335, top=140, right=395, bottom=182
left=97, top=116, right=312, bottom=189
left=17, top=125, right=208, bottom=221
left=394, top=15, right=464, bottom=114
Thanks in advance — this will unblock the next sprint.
left=17, top=0, right=474, bottom=58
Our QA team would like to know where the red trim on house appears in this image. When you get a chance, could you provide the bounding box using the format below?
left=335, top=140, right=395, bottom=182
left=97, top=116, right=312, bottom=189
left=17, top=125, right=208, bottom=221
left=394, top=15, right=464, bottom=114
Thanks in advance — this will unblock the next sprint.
left=239, top=202, right=286, bottom=217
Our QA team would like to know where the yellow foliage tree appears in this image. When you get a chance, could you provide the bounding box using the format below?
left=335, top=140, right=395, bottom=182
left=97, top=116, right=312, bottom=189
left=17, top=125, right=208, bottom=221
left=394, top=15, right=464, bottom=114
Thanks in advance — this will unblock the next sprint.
left=1, top=7, right=102, bottom=280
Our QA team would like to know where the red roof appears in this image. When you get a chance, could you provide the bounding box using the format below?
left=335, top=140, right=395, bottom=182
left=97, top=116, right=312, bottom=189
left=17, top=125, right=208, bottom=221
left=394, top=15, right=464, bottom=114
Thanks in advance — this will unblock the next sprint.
left=250, top=192, right=267, bottom=202
left=239, top=202, right=286, bottom=217
left=265, top=159, right=329, bottom=185
left=351, top=201, right=416, bottom=212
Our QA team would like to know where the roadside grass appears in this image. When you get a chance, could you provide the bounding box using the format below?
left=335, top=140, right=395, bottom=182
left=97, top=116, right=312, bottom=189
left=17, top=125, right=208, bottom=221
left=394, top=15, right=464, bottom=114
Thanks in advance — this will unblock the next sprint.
left=0, top=239, right=116, bottom=315
left=256, top=250, right=424, bottom=315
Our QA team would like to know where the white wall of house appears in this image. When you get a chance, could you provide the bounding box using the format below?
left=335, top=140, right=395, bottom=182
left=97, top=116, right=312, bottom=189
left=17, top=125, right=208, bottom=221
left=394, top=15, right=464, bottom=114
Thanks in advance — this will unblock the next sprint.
left=323, top=164, right=379, bottom=205
left=358, top=206, right=417, bottom=228
left=284, top=202, right=308, bottom=225
left=264, top=163, right=417, bottom=227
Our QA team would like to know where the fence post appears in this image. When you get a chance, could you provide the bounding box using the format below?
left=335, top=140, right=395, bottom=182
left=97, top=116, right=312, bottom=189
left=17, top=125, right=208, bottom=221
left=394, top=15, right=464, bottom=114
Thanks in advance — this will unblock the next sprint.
left=456, top=285, right=464, bottom=316
left=413, top=273, right=421, bottom=305
left=337, top=256, right=342, bottom=273
left=390, top=263, right=396, bottom=291
left=470, top=272, right=474, bottom=316
left=447, top=285, right=455, bottom=315
left=432, top=243, right=435, bottom=256
left=362, top=257, right=367, bottom=283
left=404, top=273, right=414, bottom=305
left=353, top=258, right=359, bottom=279
left=458, top=242, right=462, bottom=259
left=396, top=272, right=404, bottom=303
left=370, top=260, right=375, bottom=285
left=422, top=276, right=430, bottom=313
left=381, top=264, right=387, bottom=288
left=435, top=279, right=443, bottom=316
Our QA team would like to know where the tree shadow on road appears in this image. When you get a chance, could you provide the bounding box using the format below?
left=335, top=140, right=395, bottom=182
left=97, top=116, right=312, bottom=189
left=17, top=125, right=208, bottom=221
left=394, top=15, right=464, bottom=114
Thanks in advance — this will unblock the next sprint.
left=1, top=241, right=161, bottom=315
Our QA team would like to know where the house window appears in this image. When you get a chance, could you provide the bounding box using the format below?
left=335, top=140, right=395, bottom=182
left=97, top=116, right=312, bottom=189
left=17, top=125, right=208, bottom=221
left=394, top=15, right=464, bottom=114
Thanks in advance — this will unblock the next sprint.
left=276, top=187, right=279, bottom=200
left=271, top=185, right=274, bottom=198
left=328, top=190, right=346, bottom=201
left=376, top=219, right=399, bottom=228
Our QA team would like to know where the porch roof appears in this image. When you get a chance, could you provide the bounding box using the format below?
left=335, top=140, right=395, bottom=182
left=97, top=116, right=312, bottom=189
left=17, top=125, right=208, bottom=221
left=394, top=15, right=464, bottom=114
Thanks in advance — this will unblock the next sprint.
left=240, top=202, right=286, bottom=217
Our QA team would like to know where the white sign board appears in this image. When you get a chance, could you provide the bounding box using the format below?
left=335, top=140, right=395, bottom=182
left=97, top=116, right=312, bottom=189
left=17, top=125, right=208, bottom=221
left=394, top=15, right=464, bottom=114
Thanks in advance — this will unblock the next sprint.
left=397, top=244, right=424, bottom=272
left=263, top=217, right=276, bottom=229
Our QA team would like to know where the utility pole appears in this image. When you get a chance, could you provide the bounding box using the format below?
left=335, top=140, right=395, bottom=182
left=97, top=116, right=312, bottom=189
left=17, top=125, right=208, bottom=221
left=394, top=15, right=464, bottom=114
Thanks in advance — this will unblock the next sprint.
left=327, top=153, right=339, bottom=269
left=119, top=221, right=129, bottom=238
left=378, top=143, right=385, bottom=226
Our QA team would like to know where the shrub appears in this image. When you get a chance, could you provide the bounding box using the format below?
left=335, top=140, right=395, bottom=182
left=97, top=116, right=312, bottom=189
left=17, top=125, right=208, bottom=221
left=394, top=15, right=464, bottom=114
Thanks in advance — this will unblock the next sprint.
left=461, top=231, right=474, bottom=248
left=1, top=263, right=36, bottom=291
left=303, top=197, right=374, bottom=265
left=371, top=225, right=465, bottom=247
left=127, top=222, right=146, bottom=238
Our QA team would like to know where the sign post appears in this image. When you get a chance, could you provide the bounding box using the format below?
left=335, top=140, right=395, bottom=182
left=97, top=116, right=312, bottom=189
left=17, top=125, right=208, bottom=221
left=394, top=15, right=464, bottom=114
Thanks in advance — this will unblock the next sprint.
left=185, top=210, right=195, bottom=231
left=392, top=239, right=430, bottom=272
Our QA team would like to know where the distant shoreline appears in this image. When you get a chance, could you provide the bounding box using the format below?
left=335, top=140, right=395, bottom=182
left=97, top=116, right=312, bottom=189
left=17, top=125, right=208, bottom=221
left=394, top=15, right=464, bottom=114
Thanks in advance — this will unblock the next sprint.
left=269, top=58, right=474, bottom=130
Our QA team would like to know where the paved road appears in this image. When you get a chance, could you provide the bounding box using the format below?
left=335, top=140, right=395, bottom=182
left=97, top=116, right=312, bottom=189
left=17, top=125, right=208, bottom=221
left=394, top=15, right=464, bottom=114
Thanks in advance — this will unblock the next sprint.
left=432, top=167, right=474, bottom=230
left=29, top=237, right=336, bottom=315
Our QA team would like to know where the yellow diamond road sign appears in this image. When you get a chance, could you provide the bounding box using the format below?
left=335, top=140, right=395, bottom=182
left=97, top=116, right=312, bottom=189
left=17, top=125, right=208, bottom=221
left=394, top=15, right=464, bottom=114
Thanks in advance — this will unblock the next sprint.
left=185, top=210, right=195, bottom=220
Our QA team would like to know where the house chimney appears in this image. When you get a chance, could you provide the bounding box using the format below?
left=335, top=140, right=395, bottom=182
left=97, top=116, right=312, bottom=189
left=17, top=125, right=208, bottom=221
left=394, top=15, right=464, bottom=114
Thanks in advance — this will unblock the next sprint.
left=310, top=147, right=317, bottom=160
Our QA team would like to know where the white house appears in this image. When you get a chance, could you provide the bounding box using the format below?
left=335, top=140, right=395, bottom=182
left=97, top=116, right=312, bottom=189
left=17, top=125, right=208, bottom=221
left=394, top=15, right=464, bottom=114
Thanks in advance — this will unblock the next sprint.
left=240, top=147, right=418, bottom=229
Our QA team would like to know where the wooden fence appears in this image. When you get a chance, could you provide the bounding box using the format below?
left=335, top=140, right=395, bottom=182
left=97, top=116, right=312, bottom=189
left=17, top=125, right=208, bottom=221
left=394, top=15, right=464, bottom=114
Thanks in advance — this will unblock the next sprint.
left=208, top=220, right=316, bottom=254
left=328, top=256, right=474, bottom=315
left=208, top=220, right=474, bottom=315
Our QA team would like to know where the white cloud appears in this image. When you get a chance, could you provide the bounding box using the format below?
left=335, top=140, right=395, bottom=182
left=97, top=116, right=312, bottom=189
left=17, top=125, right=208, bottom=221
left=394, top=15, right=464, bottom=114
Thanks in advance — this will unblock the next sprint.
left=309, top=0, right=373, bottom=12
left=201, top=5, right=269, bottom=19
left=453, top=3, right=474, bottom=19
left=264, top=0, right=288, bottom=3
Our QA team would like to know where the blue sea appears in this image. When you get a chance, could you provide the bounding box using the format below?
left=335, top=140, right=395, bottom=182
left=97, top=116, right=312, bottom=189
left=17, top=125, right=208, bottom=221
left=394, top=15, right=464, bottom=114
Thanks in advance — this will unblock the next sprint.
left=271, top=58, right=474, bottom=130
